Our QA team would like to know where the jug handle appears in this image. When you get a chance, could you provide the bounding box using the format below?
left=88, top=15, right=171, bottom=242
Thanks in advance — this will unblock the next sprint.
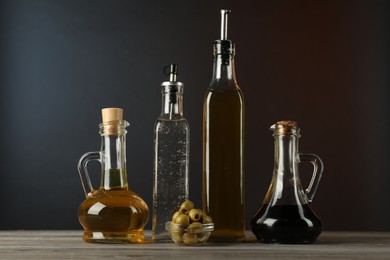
left=77, top=151, right=101, bottom=197
left=298, top=153, right=324, bottom=203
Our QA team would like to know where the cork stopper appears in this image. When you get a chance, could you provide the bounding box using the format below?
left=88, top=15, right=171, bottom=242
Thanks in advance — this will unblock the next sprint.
left=270, top=120, right=300, bottom=135
left=102, top=108, right=123, bottom=123
left=276, top=121, right=297, bottom=127
left=100, top=108, right=128, bottom=136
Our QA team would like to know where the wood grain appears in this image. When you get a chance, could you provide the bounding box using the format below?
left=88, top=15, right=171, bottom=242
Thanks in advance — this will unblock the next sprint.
left=0, top=231, right=389, bottom=259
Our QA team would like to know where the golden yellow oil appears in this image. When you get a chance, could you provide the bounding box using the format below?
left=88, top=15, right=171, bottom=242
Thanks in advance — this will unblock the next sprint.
left=78, top=169, right=149, bottom=243
left=202, top=89, right=245, bottom=242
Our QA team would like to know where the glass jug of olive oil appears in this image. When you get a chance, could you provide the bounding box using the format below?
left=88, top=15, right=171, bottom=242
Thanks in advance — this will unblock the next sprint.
left=77, top=108, right=149, bottom=243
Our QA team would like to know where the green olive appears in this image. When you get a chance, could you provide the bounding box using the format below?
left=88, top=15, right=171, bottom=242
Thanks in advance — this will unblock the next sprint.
left=188, top=209, right=202, bottom=222
left=172, top=211, right=182, bottom=222
left=173, top=214, right=190, bottom=225
left=170, top=230, right=183, bottom=243
left=202, top=215, right=213, bottom=224
left=188, top=222, right=203, bottom=234
left=179, top=200, right=194, bottom=214
left=197, top=231, right=210, bottom=243
left=182, top=233, right=198, bottom=245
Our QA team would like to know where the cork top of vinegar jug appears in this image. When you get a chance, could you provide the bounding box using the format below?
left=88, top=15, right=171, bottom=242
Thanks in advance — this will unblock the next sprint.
left=270, top=120, right=300, bottom=136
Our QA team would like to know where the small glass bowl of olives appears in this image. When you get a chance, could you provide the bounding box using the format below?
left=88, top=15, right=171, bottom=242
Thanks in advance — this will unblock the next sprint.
left=166, top=200, right=214, bottom=246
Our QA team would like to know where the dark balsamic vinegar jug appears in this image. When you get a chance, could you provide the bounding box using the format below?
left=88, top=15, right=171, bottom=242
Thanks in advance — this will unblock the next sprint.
left=251, top=121, right=324, bottom=244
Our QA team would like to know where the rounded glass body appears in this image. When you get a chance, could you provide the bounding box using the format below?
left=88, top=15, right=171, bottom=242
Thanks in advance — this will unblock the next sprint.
left=79, top=186, right=149, bottom=243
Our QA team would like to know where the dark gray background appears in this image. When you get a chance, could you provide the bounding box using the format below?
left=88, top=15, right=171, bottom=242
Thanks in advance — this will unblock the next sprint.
left=0, top=0, right=389, bottom=231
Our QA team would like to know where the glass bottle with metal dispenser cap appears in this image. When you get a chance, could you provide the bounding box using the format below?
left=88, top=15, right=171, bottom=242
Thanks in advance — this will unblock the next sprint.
left=77, top=108, right=149, bottom=243
left=251, top=121, right=324, bottom=244
left=153, top=64, right=190, bottom=241
left=202, top=10, right=245, bottom=242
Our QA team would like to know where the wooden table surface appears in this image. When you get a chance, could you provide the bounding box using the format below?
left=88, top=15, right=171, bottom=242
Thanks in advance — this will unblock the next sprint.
left=0, top=231, right=389, bottom=259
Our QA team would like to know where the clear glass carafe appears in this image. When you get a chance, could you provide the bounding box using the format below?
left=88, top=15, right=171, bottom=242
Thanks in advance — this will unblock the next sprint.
left=78, top=108, right=149, bottom=243
left=153, top=64, right=190, bottom=241
left=251, top=121, right=324, bottom=244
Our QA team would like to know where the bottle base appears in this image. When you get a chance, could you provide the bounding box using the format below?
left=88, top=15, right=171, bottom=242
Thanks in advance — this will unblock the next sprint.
left=208, top=233, right=245, bottom=243
left=256, top=237, right=318, bottom=244
left=252, top=227, right=321, bottom=244
left=256, top=238, right=319, bottom=244
left=82, top=231, right=144, bottom=243
left=251, top=204, right=322, bottom=244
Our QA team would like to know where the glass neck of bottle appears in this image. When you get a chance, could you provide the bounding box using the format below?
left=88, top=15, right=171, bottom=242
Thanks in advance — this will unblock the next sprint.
left=210, top=40, right=237, bottom=87
left=161, top=92, right=183, bottom=119
left=211, top=54, right=237, bottom=83
left=100, top=123, right=128, bottom=190
left=274, top=134, right=299, bottom=177
left=268, top=132, right=309, bottom=206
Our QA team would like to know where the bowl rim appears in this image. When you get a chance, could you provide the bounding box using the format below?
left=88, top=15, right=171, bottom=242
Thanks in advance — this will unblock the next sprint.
left=165, top=221, right=214, bottom=232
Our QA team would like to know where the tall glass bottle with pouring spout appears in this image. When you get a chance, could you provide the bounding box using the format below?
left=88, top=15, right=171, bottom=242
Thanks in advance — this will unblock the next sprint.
left=251, top=121, right=324, bottom=244
left=78, top=108, right=149, bottom=243
left=153, top=64, right=190, bottom=241
left=203, top=10, right=245, bottom=242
